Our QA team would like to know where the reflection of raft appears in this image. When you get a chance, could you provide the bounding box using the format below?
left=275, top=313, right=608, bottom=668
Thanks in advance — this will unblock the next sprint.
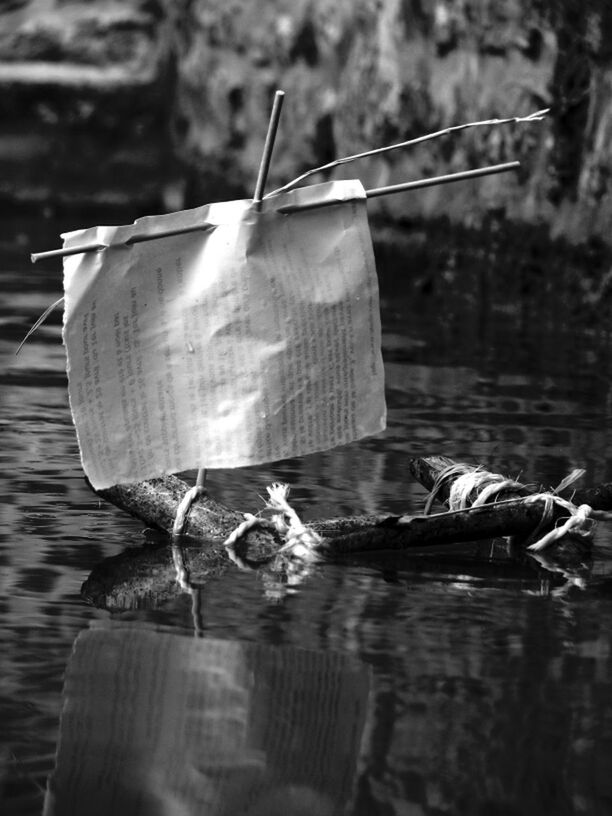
left=44, top=627, right=370, bottom=816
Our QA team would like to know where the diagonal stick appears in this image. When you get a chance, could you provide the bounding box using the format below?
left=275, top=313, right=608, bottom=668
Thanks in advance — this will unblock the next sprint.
left=265, top=108, right=548, bottom=198
left=195, top=89, right=285, bottom=491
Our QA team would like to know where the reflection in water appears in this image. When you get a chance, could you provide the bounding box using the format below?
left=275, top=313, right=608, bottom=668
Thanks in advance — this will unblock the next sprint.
left=43, top=628, right=371, bottom=816
left=73, top=542, right=612, bottom=815
left=81, top=534, right=594, bottom=615
left=355, top=599, right=612, bottom=816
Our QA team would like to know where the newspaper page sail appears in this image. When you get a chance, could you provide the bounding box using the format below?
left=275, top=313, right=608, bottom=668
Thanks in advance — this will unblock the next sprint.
left=62, top=179, right=386, bottom=490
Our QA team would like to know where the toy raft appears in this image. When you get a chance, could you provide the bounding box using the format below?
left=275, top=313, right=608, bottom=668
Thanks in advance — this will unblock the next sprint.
left=31, top=92, right=609, bottom=580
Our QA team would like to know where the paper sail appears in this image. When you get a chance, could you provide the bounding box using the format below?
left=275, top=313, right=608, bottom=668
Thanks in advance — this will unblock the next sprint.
left=43, top=627, right=371, bottom=816
left=62, top=179, right=385, bottom=489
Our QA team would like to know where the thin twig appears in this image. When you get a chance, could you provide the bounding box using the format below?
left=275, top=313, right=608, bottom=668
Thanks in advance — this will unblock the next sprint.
left=265, top=108, right=549, bottom=198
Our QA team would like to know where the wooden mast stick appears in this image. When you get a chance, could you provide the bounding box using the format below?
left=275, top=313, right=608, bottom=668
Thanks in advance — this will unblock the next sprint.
left=31, top=160, right=518, bottom=262
left=253, top=89, right=285, bottom=203
left=195, top=88, right=284, bottom=491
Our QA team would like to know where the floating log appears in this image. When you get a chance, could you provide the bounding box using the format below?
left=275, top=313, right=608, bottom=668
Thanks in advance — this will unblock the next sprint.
left=93, top=454, right=611, bottom=559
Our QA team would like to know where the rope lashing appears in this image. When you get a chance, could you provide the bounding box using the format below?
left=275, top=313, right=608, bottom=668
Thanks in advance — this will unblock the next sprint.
left=223, top=513, right=268, bottom=548
left=425, top=463, right=596, bottom=552
left=424, top=463, right=527, bottom=514
left=424, top=463, right=480, bottom=514
left=449, top=473, right=526, bottom=510
left=172, top=484, right=206, bottom=537
left=525, top=498, right=595, bottom=552
left=223, top=513, right=277, bottom=569
left=222, top=482, right=322, bottom=563
left=265, top=482, right=323, bottom=559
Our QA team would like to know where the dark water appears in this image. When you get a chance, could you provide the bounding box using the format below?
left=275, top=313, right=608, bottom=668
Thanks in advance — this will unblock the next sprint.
left=2, top=214, right=612, bottom=816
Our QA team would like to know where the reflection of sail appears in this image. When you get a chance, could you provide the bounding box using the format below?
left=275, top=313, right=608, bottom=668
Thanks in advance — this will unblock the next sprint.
left=43, top=626, right=370, bottom=816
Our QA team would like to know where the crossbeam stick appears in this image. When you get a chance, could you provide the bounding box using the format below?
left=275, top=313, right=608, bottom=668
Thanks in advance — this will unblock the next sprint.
left=277, top=161, right=520, bottom=213
left=31, top=160, right=518, bottom=262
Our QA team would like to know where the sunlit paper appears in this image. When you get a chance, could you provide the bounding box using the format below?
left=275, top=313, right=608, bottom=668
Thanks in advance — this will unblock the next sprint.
left=62, top=179, right=385, bottom=489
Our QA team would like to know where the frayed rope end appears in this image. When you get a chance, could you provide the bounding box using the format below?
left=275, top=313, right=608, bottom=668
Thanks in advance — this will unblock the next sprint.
left=223, top=482, right=323, bottom=563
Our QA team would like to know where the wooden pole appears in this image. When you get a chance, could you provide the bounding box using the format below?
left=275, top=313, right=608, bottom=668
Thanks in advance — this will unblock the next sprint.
left=253, top=90, right=285, bottom=203
left=368, top=161, right=518, bottom=198
left=194, top=89, right=285, bottom=491
left=30, top=161, right=518, bottom=262
left=275, top=162, right=519, bottom=213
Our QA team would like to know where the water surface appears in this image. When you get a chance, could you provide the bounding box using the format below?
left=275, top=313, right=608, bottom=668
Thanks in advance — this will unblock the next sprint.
left=2, top=215, right=612, bottom=815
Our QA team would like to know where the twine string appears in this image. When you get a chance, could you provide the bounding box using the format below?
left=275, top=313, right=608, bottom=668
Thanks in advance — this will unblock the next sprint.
left=222, top=482, right=322, bottom=563
left=425, top=463, right=596, bottom=552
left=172, top=484, right=206, bottom=537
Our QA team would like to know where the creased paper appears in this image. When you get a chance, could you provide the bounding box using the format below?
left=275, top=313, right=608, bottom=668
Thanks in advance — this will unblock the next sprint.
left=62, top=179, right=385, bottom=489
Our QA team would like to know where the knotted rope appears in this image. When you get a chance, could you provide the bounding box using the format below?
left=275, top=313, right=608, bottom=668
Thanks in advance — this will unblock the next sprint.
left=171, top=488, right=206, bottom=633
left=425, top=463, right=596, bottom=552
left=172, top=484, right=206, bottom=537
left=223, top=482, right=322, bottom=563
left=524, top=497, right=594, bottom=552
left=265, top=483, right=323, bottom=558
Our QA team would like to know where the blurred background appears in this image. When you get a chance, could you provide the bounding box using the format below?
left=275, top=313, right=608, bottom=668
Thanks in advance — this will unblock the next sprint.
left=0, top=0, right=611, bottom=242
